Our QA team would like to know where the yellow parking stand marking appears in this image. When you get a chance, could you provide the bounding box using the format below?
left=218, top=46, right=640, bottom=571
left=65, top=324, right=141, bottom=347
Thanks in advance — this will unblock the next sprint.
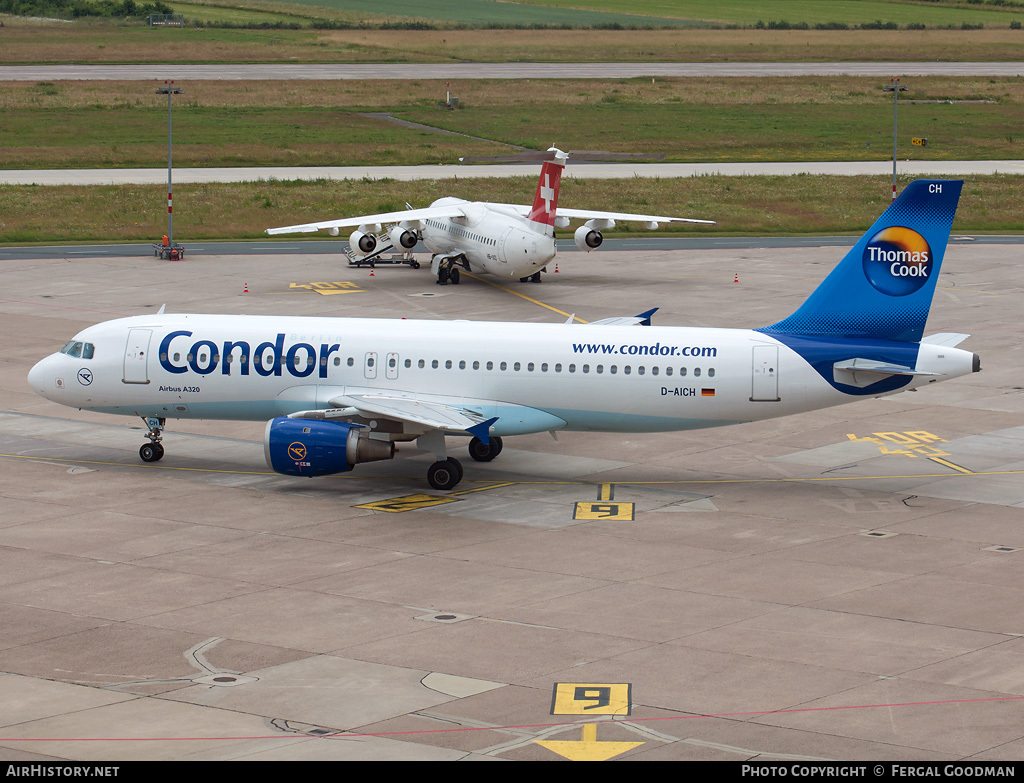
left=355, top=494, right=461, bottom=513
left=288, top=282, right=365, bottom=296
left=573, top=501, right=634, bottom=521
left=551, top=683, right=632, bottom=716
left=598, top=483, right=614, bottom=501
left=848, top=430, right=951, bottom=458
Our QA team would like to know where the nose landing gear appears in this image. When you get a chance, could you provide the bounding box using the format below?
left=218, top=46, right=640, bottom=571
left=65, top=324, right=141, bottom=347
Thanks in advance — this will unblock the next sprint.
left=139, top=416, right=166, bottom=462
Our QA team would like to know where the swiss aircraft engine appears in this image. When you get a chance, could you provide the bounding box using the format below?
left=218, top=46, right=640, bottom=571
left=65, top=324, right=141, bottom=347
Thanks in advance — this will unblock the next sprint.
left=349, top=230, right=377, bottom=255
left=389, top=225, right=418, bottom=250
left=264, top=417, right=394, bottom=478
left=574, top=222, right=609, bottom=252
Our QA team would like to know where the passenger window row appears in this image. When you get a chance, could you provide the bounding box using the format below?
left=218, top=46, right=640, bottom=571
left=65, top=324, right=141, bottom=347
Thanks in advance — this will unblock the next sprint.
left=334, top=355, right=715, bottom=378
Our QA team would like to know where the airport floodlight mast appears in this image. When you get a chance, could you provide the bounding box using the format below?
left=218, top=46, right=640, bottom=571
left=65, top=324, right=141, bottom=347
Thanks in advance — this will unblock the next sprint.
left=155, top=81, right=184, bottom=259
left=883, top=78, right=908, bottom=200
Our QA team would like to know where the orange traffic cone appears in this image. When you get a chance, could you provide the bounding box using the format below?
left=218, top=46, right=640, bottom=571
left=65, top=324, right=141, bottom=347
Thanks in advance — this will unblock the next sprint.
left=243, top=282, right=249, bottom=293
left=733, top=273, right=739, bottom=284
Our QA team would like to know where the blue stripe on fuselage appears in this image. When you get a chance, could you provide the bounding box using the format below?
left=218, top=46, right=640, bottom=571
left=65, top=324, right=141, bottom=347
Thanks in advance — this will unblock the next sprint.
left=771, top=332, right=919, bottom=396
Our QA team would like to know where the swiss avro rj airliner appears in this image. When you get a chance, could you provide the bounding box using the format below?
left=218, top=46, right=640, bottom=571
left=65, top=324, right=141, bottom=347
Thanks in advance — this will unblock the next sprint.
left=29, top=180, right=978, bottom=491
left=265, top=148, right=715, bottom=285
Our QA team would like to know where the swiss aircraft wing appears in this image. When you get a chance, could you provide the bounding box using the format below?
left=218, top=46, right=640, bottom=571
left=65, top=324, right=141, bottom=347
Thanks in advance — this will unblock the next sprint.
left=553, top=208, right=715, bottom=226
left=266, top=204, right=467, bottom=235
left=490, top=203, right=715, bottom=226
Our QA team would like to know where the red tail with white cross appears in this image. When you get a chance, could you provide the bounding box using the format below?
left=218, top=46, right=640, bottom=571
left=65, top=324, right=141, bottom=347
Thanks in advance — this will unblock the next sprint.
left=526, top=148, right=568, bottom=235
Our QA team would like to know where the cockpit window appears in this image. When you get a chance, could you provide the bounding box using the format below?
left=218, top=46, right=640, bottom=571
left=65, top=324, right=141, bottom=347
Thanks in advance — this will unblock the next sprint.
left=60, top=341, right=95, bottom=359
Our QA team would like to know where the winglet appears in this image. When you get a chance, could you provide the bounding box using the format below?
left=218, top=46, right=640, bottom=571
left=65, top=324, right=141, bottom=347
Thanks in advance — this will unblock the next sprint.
left=636, top=307, right=658, bottom=326
left=466, top=417, right=499, bottom=445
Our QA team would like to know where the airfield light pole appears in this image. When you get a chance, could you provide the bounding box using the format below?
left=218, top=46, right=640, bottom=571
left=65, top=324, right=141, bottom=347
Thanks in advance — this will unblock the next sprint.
left=156, top=81, right=183, bottom=249
left=883, top=78, right=908, bottom=200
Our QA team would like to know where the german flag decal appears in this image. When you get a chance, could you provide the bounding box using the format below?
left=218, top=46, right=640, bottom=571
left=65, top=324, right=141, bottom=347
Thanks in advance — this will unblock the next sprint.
left=702, top=388, right=716, bottom=397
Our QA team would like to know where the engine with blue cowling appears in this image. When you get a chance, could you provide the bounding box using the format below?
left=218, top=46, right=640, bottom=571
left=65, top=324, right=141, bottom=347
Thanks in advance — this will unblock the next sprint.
left=264, top=417, right=395, bottom=477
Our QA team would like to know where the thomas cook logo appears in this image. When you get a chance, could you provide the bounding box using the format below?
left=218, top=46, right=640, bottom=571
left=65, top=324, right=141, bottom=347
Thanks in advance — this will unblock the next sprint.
left=863, top=226, right=933, bottom=297
left=288, top=442, right=307, bottom=461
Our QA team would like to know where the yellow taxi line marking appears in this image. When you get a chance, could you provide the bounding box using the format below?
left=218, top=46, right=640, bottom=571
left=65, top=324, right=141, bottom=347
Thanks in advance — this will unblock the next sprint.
left=598, top=483, right=613, bottom=501
left=928, top=457, right=975, bottom=474
left=449, top=482, right=518, bottom=496
left=462, top=272, right=588, bottom=323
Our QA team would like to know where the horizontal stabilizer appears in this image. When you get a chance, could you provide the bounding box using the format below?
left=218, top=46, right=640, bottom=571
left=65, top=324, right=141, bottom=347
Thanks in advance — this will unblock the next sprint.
left=922, top=332, right=971, bottom=347
left=834, top=358, right=938, bottom=376
left=833, top=357, right=938, bottom=388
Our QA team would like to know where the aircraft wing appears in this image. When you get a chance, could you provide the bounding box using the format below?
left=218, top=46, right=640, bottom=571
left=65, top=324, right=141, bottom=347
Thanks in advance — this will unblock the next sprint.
left=553, top=207, right=715, bottom=226
left=489, top=203, right=715, bottom=226
left=290, top=390, right=500, bottom=442
left=331, top=390, right=495, bottom=434
left=266, top=204, right=468, bottom=235
left=289, top=388, right=567, bottom=442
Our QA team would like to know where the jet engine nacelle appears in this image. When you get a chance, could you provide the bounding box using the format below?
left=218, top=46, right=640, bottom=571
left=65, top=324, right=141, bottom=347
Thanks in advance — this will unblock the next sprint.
left=389, top=225, right=418, bottom=250
left=350, top=230, right=377, bottom=255
left=264, top=417, right=394, bottom=478
left=574, top=224, right=604, bottom=252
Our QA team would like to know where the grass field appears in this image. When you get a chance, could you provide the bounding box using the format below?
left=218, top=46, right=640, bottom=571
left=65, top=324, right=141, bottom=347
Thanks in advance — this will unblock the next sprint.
left=253, top=0, right=698, bottom=26
left=1, top=174, right=1020, bottom=244
left=1, top=2, right=1022, bottom=240
left=158, top=0, right=1024, bottom=28
left=2, top=76, right=1021, bottom=169
left=4, top=18, right=1024, bottom=64
left=512, top=0, right=1024, bottom=26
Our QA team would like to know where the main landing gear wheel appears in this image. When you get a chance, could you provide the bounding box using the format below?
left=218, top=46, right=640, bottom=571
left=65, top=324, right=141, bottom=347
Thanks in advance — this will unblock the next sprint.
left=427, top=457, right=463, bottom=490
left=468, top=436, right=503, bottom=462
left=437, top=266, right=461, bottom=285
left=139, top=443, right=164, bottom=462
left=435, top=258, right=462, bottom=285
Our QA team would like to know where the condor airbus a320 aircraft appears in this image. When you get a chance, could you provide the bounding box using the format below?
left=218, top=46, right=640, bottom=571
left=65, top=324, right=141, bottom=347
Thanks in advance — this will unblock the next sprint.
left=30, top=180, right=978, bottom=491
left=265, top=148, right=715, bottom=285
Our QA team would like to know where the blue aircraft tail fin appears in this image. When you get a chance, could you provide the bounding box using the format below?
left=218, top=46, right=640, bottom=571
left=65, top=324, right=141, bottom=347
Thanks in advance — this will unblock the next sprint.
left=759, top=180, right=963, bottom=343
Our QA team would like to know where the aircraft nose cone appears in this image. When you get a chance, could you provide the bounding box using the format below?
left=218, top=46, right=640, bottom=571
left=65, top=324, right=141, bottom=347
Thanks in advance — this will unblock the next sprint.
left=28, top=355, right=59, bottom=400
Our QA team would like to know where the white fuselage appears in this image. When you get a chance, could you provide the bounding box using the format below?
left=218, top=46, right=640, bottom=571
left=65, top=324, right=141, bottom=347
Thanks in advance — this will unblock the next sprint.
left=420, top=197, right=556, bottom=278
left=27, top=314, right=976, bottom=439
